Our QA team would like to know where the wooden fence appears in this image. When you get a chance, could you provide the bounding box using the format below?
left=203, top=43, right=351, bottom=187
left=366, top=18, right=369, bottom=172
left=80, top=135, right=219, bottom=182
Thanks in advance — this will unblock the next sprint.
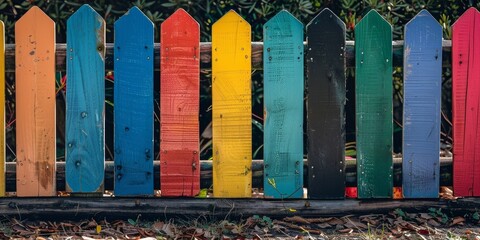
left=0, top=5, right=478, bottom=199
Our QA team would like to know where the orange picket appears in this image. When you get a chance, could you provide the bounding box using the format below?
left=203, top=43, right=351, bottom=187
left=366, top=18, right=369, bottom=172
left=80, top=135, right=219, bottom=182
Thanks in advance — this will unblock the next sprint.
left=15, top=6, right=56, bottom=196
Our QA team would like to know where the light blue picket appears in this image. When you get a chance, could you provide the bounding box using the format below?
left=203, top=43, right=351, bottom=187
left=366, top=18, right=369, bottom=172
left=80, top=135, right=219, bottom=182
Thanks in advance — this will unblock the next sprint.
left=113, top=7, right=154, bottom=196
left=403, top=10, right=442, bottom=198
left=66, top=4, right=105, bottom=193
left=263, top=10, right=304, bottom=199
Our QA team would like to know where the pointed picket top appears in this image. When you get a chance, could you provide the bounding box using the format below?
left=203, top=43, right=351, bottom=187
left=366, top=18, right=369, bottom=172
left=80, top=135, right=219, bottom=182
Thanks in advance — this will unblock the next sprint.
left=307, top=8, right=345, bottom=30
left=68, top=4, right=103, bottom=22
left=116, top=6, right=153, bottom=27
left=453, top=7, right=479, bottom=29
left=213, top=10, right=250, bottom=32
left=265, top=10, right=302, bottom=30
left=406, top=9, right=441, bottom=29
left=356, top=9, right=391, bottom=29
left=16, top=6, right=54, bottom=27
left=163, top=8, right=199, bottom=29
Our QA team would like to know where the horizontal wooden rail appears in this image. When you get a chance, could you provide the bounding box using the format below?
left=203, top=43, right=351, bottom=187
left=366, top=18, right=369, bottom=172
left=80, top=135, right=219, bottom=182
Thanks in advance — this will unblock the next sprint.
left=0, top=197, right=476, bottom=219
left=3, top=40, right=452, bottom=72
left=3, top=158, right=452, bottom=192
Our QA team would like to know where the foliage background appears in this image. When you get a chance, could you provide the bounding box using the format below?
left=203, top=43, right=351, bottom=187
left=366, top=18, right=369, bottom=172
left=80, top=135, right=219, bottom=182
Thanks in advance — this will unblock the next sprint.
left=0, top=0, right=478, bottom=162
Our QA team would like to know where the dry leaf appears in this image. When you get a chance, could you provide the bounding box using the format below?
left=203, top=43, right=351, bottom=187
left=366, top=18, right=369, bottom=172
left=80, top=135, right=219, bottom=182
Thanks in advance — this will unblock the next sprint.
left=344, top=220, right=368, bottom=230
left=338, top=228, right=353, bottom=233
left=441, top=186, right=453, bottom=195
left=327, top=218, right=344, bottom=225
left=450, top=216, right=465, bottom=226
left=284, top=216, right=310, bottom=224
left=86, top=220, right=97, bottom=229
left=317, top=223, right=332, bottom=229
left=307, top=217, right=332, bottom=223
left=427, top=219, right=441, bottom=227
left=419, top=213, right=433, bottom=220
left=152, top=221, right=164, bottom=231
left=417, top=228, right=431, bottom=235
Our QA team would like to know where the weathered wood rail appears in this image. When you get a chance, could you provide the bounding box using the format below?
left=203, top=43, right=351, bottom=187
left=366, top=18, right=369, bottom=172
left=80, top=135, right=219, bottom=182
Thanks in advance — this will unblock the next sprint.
left=3, top=158, right=453, bottom=192
left=0, top=197, right=477, bottom=220
left=3, top=40, right=452, bottom=72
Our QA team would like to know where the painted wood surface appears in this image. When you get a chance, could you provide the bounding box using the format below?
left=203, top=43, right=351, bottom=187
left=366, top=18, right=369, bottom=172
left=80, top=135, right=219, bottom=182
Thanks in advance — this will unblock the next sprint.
left=15, top=6, right=56, bottom=197
left=212, top=10, right=252, bottom=197
left=263, top=10, right=303, bottom=199
left=306, top=8, right=346, bottom=199
left=0, top=20, right=4, bottom=197
left=113, top=7, right=154, bottom=196
left=66, top=4, right=105, bottom=193
left=402, top=10, right=442, bottom=198
left=355, top=10, right=393, bottom=198
left=160, top=9, right=200, bottom=197
left=452, top=7, right=480, bottom=197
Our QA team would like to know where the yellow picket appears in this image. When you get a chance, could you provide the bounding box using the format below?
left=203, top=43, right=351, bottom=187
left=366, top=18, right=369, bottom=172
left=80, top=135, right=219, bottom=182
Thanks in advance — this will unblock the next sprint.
left=212, top=10, right=252, bottom=197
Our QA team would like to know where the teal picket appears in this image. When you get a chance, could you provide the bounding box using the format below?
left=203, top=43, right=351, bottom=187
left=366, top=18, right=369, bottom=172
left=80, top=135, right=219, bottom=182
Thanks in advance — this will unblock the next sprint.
left=263, top=10, right=304, bottom=199
left=66, top=4, right=105, bottom=193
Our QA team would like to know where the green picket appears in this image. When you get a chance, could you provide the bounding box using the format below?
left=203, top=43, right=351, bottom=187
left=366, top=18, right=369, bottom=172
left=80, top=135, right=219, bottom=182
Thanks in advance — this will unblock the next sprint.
left=355, top=10, right=393, bottom=198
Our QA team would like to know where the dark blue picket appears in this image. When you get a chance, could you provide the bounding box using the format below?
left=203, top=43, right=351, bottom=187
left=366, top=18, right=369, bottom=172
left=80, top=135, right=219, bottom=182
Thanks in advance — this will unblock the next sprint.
left=402, top=10, right=442, bottom=198
left=66, top=4, right=105, bottom=193
left=263, top=10, right=304, bottom=199
left=113, top=7, right=154, bottom=196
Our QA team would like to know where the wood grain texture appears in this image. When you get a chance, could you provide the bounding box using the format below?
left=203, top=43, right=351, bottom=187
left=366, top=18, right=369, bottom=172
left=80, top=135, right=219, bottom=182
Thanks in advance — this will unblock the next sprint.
left=113, top=7, right=154, bottom=196
left=402, top=10, right=442, bottom=198
left=212, top=10, right=252, bottom=198
left=263, top=10, right=303, bottom=199
left=66, top=4, right=105, bottom=193
left=15, top=6, right=56, bottom=197
left=160, top=8, right=200, bottom=197
left=0, top=20, right=4, bottom=197
left=452, top=7, right=480, bottom=197
left=355, top=10, right=393, bottom=198
left=2, top=41, right=452, bottom=72
left=306, top=8, right=346, bottom=199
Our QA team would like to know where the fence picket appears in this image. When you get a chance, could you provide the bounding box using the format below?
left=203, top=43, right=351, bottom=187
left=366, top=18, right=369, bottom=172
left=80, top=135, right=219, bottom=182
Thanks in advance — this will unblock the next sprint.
left=113, top=7, right=154, bottom=196
left=355, top=10, right=393, bottom=198
left=15, top=6, right=56, bottom=196
left=66, top=4, right=105, bottom=193
left=263, top=10, right=303, bottom=199
left=0, top=20, right=4, bottom=197
left=402, top=10, right=442, bottom=198
left=306, top=8, right=346, bottom=199
left=160, top=9, right=200, bottom=197
left=212, top=10, right=252, bottom=197
left=452, top=7, right=480, bottom=197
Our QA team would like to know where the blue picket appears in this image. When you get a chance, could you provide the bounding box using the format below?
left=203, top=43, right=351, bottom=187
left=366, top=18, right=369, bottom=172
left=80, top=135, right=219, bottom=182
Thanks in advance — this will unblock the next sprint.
left=113, top=7, right=154, bottom=196
left=66, top=4, right=105, bottom=193
left=263, top=10, right=304, bottom=199
left=403, top=10, right=442, bottom=198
